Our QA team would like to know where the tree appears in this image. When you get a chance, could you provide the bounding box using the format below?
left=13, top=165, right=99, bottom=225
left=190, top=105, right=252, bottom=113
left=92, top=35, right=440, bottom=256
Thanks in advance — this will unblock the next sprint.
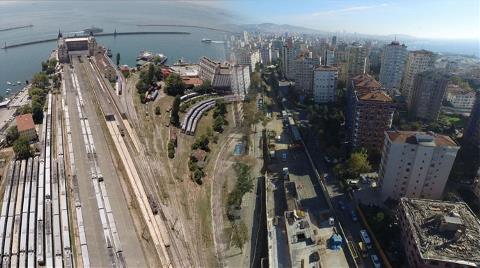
left=32, top=72, right=49, bottom=89
left=170, top=96, right=181, bottom=126
left=5, top=126, right=19, bottom=144
left=116, top=53, right=121, bottom=66
left=346, top=150, right=371, bottom=176
left=231, top=221, right=248, bottom=252
left=13, top=138, right=32, bottom=159
left=31, top=101, right=44, bottom=124
left=194, top=80, right=212, bottom=94
left=147, top=63, right=155, bottom=84
left=17, top=104, right=32, bottom=115
left=164, top=73, right=185, bottom=96
left=213, top=116, right=225, bottom=132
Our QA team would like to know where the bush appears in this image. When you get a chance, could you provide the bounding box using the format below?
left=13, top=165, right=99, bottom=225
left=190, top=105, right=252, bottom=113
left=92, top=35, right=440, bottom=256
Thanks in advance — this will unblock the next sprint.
left=168, top=140, right=175, bottom=158
left=155, top=106, right=161, bottom=115
left=164, top=73, right=185, bottom=96
left=13, top=138, right=32, bottom=159
left=6, top=126, right=19, bottom=145
left=191, top=134, right=209, bottom=151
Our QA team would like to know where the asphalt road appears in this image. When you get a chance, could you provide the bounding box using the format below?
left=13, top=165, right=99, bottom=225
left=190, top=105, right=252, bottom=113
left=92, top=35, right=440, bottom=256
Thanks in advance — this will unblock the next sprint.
left=275, top=81, right=381, bottom=268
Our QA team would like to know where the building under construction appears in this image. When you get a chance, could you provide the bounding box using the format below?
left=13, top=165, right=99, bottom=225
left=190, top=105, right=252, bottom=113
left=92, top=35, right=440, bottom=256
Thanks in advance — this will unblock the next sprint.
left=398, top=198, right=480, bottom=268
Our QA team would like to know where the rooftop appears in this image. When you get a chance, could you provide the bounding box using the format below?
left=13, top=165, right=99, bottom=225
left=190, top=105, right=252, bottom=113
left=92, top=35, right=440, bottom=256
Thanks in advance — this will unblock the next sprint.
left=387, top=131, right=458, bottom=147
left=15, top=113, right=35, bottom=132
left=351, top=74, right=392, bottom=102
left=400, top=198, right=480, bottom=266
left=315, top=66, right=338, bottom=71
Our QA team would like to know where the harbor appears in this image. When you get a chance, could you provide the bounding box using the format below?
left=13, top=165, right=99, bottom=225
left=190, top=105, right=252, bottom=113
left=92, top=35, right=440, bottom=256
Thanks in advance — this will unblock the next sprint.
left=1, top=31, right=191, bottom=50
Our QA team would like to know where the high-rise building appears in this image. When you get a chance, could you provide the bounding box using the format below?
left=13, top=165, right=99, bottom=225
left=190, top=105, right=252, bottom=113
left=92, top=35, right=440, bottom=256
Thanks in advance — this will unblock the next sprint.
left=397, top=198, right=480, bottom=268
left=379, top=41, right=408, bottom=94
left=281, top=39, right=295, bottom=80
left=401, top=50, right=435, bottom=106
left=250, top=50, right=261, bottom=71
left=259, top=47, right=270, bottom=65
left=199, top=56, right=221, bottom=82
left=313, top=66, right=338, bottom=103
left=409, top=71, right=450, bottom=121
left=379, top=131, right=459, bottom=200
left=346, top=74, right=395, bottom=152
left=347, top=42, right=368, bottom=79
left=324, top=50, right=335, bottom=66
left=294, top=55, right=320, bottom=95
left=331, top=35, right=337, bottom=47
left=464, top=91, right=480, bottom=149
left=230, top=64, right=251, bottom=99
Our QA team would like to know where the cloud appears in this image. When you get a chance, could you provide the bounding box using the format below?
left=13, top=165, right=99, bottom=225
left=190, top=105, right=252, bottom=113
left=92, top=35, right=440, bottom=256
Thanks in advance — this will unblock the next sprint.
left=312, top=3, right=389, bottom=16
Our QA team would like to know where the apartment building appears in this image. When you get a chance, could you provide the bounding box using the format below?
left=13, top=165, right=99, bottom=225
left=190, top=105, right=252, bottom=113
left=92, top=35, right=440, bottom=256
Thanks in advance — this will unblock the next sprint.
left=379, top=131, right=459, bottom=200
left=346, top=74, right=395, bottom=152
left=401, top=50, right=435, bottom=107
left=379, top=41, right=408, bottom=94
left=409, top=71, right=450, bottom=121
left=294, top=55, right=320, bottom=95
left=313, top=66, right=338, bottom=103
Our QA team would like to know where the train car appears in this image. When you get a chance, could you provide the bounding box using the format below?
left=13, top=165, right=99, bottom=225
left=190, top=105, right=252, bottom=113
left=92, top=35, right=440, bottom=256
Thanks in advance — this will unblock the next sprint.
left=0, top=162, right=16, bottom=258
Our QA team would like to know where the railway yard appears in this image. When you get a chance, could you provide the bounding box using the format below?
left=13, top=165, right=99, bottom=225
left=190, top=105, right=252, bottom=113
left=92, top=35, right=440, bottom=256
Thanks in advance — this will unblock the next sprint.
left=0, top=42, right=246, bottom=267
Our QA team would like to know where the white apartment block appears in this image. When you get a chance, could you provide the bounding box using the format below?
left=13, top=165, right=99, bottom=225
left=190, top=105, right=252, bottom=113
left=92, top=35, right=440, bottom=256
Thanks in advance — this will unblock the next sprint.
left=379, top=131, right=459, bottom=201
left=379, top=41, right=408, bottom=94
left=230, top=65, right=251, bottom=99
left=313, top=66, right=338, bottom=103
left=401, top=50, right=435, bottom=106
left=250, top=50, right=261, bottom=72
left=294, top=56, right=320, bottom=95
left=446, top=84, right=476, bottom=109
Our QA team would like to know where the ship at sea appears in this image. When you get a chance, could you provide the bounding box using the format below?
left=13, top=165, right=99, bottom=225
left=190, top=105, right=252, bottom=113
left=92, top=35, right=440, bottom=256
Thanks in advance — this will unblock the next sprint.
left=201, top=38, right=212, bottom=43
left=83, top=26, right=103, bottom=35
left=136, top=51, right=167, bottom=66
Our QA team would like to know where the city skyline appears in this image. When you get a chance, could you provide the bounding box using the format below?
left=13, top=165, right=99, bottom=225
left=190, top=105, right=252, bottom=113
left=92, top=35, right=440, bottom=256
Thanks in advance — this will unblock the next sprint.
left=228, top=0, right=479, bottom=40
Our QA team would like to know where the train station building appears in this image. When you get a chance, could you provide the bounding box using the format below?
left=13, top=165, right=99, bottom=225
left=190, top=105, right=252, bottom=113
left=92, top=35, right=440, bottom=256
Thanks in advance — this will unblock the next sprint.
left=57, top=32, right=97, bottom=63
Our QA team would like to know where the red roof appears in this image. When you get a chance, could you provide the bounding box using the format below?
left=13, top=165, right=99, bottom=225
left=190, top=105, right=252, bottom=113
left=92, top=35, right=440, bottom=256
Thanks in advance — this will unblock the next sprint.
left=16, top=113, right=35, bottom=132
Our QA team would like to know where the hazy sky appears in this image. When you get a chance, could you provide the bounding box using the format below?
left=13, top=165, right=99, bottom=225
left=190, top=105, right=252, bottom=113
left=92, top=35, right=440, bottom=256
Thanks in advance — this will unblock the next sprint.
left=228, top=0, right=479, bottom=39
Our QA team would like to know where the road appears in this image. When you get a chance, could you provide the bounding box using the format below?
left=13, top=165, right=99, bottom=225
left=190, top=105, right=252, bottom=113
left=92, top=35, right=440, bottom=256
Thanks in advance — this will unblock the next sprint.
left=278, top=83, right=379, bottom=268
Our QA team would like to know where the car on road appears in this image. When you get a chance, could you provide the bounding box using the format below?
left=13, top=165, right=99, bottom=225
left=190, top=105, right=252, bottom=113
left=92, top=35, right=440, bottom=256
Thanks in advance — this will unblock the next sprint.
left=338, top=200, right=346, bottom=210
left=350, top=210, right=358, bottom=221
left=370, top=254, right=382, bottom=268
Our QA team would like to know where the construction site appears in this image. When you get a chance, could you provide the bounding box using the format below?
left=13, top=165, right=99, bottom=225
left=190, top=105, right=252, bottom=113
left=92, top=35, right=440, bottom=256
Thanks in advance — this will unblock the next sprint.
left=398, top=198, right=480, bottom=267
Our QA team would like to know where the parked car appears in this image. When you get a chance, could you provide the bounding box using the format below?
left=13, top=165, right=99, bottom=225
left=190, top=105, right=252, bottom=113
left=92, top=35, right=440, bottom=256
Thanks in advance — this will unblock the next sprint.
left=370, top=254, right=382, bottom=268
left=350, top=210, right=358, bottom=221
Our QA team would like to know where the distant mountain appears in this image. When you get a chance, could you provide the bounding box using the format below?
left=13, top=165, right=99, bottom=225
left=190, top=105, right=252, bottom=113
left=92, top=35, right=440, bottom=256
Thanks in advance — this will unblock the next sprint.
left=222, top=23, right=327, bottom=34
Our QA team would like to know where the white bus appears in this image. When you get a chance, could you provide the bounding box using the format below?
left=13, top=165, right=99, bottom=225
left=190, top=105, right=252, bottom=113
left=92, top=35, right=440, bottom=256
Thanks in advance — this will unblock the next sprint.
left=360, top=229, right=372, bottom=249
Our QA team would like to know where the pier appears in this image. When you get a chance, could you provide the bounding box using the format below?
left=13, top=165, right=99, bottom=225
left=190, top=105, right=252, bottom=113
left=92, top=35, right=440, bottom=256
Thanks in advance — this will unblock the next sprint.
left=1, top=31, right=190, bottom=49
left=137, top=24, right=239, bottom=33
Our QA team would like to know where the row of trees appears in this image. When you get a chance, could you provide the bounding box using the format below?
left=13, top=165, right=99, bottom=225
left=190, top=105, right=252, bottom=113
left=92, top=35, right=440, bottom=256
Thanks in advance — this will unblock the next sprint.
left=212, top=101, right=227, bottom=133
left=164, top=73, right=185, bottom=96
left=41, top=59, right=57, bottom=75
left=227, top=163, right=254, bottom=212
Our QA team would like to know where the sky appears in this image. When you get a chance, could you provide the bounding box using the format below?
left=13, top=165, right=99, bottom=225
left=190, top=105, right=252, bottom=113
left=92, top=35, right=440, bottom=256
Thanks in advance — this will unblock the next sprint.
left=228, top=0, right=479, bottom=40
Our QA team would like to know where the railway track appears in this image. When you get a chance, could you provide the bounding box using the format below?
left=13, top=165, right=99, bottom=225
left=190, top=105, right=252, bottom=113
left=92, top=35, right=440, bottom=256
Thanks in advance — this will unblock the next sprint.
left=0, top=93, right=74, bottom=268
left=84, top=56, right=196, bottom=267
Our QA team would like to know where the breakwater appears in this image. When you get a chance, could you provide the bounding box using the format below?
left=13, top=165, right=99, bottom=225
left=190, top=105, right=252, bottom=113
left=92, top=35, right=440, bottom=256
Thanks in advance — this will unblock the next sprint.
left=1, top=31, right=191, bottom=49
left=137, top=24, right=239, bottom=34
left=0, top=24, right=33, bottom=32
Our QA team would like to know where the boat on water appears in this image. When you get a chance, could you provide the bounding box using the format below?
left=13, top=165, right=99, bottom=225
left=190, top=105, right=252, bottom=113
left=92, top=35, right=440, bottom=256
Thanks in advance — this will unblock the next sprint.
left=201, top=38, right=212, bottom=43
left=136, top=51, right=167, bottom=66
left=6, top=81, right=12, bottom=85
left=6, top=88, right=11, bottom=92
left=83, top=26, right=103, bottom=34
left=16, top=81, right=21, bottom=85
